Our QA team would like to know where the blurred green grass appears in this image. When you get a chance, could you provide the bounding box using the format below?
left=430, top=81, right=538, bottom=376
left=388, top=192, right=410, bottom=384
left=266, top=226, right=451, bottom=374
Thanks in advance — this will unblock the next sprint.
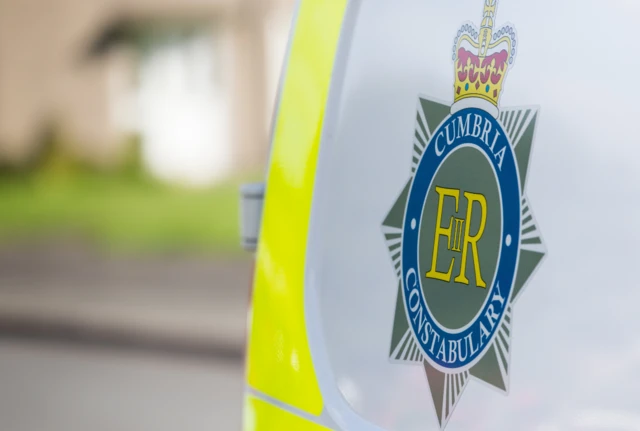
left=0, top=173, right=256, bottom=256
left=0, top=132, right=260, bottom=256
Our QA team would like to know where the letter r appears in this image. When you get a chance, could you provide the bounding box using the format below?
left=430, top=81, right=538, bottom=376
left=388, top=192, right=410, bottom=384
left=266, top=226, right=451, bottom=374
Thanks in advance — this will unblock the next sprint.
left=454, top=192, right=488, bottom=288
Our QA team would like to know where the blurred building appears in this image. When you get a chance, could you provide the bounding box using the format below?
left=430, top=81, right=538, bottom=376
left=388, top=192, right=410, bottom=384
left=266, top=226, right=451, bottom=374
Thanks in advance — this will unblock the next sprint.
left=0, top=0, right=294, bottom=185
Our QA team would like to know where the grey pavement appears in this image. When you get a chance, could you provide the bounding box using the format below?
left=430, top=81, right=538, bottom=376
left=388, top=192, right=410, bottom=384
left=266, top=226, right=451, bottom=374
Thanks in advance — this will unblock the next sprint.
left=0, top=240, right=253, bottom=359
left=0, top=337, right=245, bottom=431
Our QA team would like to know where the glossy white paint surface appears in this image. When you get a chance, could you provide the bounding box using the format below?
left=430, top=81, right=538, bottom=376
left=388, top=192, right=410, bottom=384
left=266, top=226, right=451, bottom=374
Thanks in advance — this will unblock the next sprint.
left=306, top=0, right=640, bottom=429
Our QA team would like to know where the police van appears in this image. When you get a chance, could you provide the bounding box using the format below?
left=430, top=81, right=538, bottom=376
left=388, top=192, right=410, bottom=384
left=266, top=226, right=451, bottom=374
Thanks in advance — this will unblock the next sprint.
left=239, top=0, right=638, bottom=429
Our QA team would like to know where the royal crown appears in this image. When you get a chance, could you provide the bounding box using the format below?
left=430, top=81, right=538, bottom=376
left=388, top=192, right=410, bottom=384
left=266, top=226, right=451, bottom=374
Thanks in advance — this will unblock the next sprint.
left=451, top=0, right=517, bottom=118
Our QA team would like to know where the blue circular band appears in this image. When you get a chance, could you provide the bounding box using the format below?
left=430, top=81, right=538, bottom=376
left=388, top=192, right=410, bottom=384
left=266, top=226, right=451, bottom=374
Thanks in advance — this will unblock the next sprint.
left=401, top=108, right=521, bottom=369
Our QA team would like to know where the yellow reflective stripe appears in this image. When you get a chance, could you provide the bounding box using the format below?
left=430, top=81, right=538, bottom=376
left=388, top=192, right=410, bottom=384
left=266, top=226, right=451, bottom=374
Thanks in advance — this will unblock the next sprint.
left=245, top=0, right=347, bottom=417
left=243, top=395, right=333, bottom=431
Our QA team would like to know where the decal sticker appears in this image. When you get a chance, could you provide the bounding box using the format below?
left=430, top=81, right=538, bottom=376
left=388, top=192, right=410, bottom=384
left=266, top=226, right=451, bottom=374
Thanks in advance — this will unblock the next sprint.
left=383, top=1, right=545, bottom=428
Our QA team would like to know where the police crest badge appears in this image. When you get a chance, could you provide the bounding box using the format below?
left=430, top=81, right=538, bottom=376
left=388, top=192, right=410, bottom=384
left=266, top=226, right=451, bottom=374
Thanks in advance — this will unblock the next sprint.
left=383, top=1, right=545, bottom=428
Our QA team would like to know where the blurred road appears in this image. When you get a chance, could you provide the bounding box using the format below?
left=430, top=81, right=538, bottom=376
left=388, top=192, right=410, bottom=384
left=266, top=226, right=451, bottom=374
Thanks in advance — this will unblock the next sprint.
left=0, top=241, right=252, bottom=430
left=0, top=241, right=253, bottom=357
left=0, top=338, right=245, bottom=431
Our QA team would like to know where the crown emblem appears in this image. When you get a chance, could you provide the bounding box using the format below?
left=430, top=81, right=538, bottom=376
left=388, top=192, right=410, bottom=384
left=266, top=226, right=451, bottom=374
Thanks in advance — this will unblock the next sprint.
left=451, top=0, right=516, bottom=118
